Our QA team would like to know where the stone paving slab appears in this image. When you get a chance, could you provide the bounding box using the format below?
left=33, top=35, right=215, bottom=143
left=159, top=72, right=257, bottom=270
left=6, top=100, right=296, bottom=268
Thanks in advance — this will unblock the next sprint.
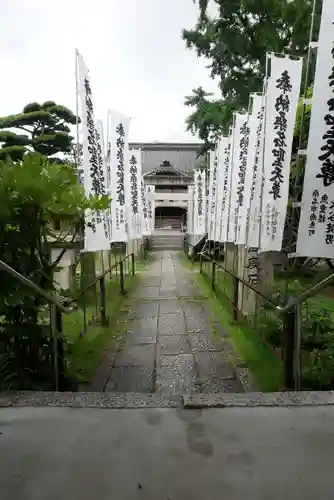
left=188, top=333, right=222, bottom=352
left=198, top=378, right=245, bottom=393
left=184, top=315, right=212, bottom=333
left=158, top=335, right=191, bottom=355
left=159, top=288, right=177, bottom=298
left=195, top=352, right=235, bottom=380
left=129, top=317, right=158, bottom=337
left=158, top=299, right=183, bottom=315
left=131, top=300, right=159, bottom=319
left=155, top=354, right=197, bottom=393
left=158, top=313, right=186, bottom=335
left=113, top=345, right=155, bottom=369
left=133, top=286, right=160, bottom=298
left=106, top=366, right=153, bottom=392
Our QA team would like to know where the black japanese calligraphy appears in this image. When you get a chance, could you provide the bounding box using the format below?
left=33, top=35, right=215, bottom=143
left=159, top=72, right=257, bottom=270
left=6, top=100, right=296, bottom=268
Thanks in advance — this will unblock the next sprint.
left=116, top=123, right=125, bottom=206
left=326, top=200, right=334, bottom=244
left=197, top=172, right=204, bottom=216
left=237, top=122, right=249, bottom=207
left=269, top=71, right=291, bottom=201
left=316, top=36, right=334, bottom=187
left=130, top=154, right=139, bottom=215
left=308, top=189, right=319, bottom=236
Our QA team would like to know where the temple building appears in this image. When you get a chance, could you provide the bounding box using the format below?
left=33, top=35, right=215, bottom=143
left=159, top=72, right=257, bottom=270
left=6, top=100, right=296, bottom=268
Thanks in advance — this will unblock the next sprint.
left=129, top=142, right=202, bottom=229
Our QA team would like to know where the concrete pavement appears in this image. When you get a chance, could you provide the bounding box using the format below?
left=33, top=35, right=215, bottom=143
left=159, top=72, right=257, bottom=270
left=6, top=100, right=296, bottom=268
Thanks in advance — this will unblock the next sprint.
left=1, top=404, right=334, bottom=499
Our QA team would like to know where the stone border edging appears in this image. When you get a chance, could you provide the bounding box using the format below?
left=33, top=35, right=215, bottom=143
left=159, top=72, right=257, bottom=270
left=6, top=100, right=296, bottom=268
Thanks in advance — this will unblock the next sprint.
left=2, top=391, right=334, bottom=409
left=183, top=391, right=334, bottom=408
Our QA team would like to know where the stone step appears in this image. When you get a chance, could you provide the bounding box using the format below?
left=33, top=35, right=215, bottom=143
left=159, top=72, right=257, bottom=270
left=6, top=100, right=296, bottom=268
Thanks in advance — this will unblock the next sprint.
left=2, top=391, right=332, bottom=409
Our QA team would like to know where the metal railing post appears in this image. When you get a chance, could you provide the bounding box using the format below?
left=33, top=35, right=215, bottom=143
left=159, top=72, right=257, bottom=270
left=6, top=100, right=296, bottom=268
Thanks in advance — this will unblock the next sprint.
left=233, top=276, right=239, bottom=321
left=212, top=261, right=216, bottom=290
left=200, top=253, right=203, bottom=273
left=283, top=306, right=297, bottom=391
left=99, top=276, right=107, bottom=326
left=51, top=304, right=65, bottom=391
left=131, top=253, right=135, bottom=276
left=294, top=302, right=302, bottom=392
left=119, top=260, right=125, bottom=295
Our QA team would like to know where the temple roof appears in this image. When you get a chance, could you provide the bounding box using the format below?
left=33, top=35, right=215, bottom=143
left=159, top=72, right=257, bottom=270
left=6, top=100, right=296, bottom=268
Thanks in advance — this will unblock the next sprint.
left=144, top=161, right=188, bottom=177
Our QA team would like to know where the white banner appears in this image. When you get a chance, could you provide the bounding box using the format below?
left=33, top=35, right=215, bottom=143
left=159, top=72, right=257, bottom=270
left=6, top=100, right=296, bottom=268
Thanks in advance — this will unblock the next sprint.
left=247, top=94, right=266, bottom=248
left=214, top=137, right=229, bottom=241
left=187, top=185, right=195, bottom=234
left=76, top=51, right=110, bottom=252
left=259, top=55, right=302, bottom=252
left=235, top=115, right=251, bottom=245
left=193, top=170, right=206, bottom=235
left=237, top=94, right=263, bottom=246
left=208, top=147, right=219, bottom=240
left=128, top=149, right=142, bottom=239
left=220, top=130, right=233, bottom=243
left=227, top=113, right=248, bottom=243
left=146, top=185, right=155, bottom=234
left=141, top=180, right=150, bottom=236
left=108, top=110, right=130, bottom=243
left=296, top=0, right=334, bottom=258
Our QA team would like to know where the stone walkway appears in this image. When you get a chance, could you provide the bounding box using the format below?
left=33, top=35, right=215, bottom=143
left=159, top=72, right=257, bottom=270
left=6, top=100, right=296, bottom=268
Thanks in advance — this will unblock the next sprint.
left=104, top=251, right=244, bottom=394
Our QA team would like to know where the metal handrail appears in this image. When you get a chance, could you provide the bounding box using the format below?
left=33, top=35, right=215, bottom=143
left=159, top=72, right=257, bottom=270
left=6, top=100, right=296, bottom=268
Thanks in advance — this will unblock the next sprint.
left=0, top=260, right=72, bottom=314
left=200, top=252, right=281, bottom=308
left=278, top=271, right=334, bottom=313
left=199, top=251, right=334, bottom=313
left=0, top=252, right=136, bottom=314
left=65, top=253, right=133, bottom=306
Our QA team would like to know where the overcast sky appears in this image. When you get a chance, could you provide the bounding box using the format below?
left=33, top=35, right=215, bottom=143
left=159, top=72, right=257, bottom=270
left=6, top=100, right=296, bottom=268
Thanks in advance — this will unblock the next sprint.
left=0, top=0, right=220, bottom=142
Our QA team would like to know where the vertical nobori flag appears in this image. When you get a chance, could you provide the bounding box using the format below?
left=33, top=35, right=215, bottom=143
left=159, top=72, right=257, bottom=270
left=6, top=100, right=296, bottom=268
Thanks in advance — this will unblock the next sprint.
left=76, top=50, right=110, bottom=252
left=247, top=93, right=266, bottom=248
left=227, top=113, right=248, bottom=243
left=145, top=185, right=155, bottom=234
left=220, top=129, right=233, bottom=243
left=187, top=185, right=195, bottom=235
left=141, top=179, right=150, bottom=236
left=235, top=116, right=250, bottom=245
left=237, top=94, right=263, bottom=246
left=128, top=149, right=142, bottom=239
left=108, top=110, right=130, bottom=243
left=296, top=1, right=334, bottom=258
left=260, top=54, right=302, bottom=252
left=208, top=146, right=219, bottom=240
left=193, top=169, right=206, bottom=235
left=215, top=137, right=229, bottom=242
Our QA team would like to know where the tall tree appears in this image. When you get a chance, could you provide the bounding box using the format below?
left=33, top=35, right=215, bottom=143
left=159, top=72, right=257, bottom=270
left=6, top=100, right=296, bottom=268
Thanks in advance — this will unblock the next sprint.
left=0, top=101, right=79, bottom=161
left=183, top=0, right=320, bottom=150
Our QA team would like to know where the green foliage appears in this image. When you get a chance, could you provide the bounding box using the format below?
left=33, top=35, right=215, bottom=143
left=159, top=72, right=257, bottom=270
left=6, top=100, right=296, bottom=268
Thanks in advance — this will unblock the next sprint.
left=0, top=101, right=79, bottom=161
left=0, top=154, right=109, bottom=390
left=184, top=0, right=319, bottom=149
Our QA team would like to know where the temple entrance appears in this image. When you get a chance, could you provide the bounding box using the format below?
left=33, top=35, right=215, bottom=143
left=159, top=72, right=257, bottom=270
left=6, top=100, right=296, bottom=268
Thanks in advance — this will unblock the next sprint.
left=155, top=206, right=187, bottom=229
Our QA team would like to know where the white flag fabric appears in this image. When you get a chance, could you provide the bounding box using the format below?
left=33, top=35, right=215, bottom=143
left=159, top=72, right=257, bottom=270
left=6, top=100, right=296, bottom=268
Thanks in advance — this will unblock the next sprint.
left=227, top=113, right=248, bottom=243
left=237, top=94, right=263, bottom=246
left=296, top=0, right=334, bottom=258
left=193, top=170, right=206, bottom=235
left=141, top=180, right=150, bottom=236
left=76, top=51, right=110, bottom=252
left=259, top=55, right=302, bottom=252
left=235, top=114, right=251, bottom=245
left=187, top=185, right=195, bottom=234
left=247, top=94, right=266, bottom=248
left=208, top=147, right=219, bottom=240
left=128, top=149, right=142, bottom=239
left=220, top=131, right=233, bottom=243
left=145, top=185, right=155, bottom=234
left=108, top=110, right=130, bottom=243
left=215, top=137, right=229, bottom=242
